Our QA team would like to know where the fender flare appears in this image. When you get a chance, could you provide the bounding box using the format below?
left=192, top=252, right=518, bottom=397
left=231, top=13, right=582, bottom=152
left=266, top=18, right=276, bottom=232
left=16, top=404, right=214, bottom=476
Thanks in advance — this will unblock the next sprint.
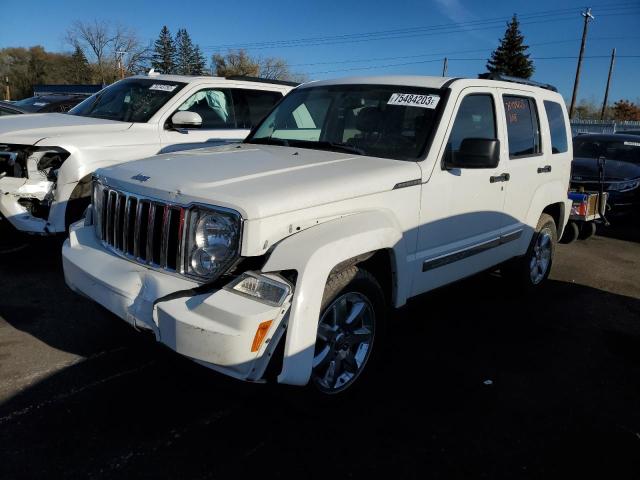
left=524, top=180, right=572, bottom=241
left=261, top=210, right=409, bottom=386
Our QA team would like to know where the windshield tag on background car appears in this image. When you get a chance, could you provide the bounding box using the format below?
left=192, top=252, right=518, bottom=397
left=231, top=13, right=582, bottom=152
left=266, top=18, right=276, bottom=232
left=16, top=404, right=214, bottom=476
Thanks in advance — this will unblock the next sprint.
left=149, top=84, right=177, bottom=92
left=387, top=93, right=440, bottom=109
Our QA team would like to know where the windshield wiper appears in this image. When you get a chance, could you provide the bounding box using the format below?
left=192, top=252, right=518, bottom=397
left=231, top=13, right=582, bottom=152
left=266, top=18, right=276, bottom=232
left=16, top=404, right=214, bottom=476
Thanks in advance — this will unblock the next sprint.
left=313, top=141, right=365, bottom=156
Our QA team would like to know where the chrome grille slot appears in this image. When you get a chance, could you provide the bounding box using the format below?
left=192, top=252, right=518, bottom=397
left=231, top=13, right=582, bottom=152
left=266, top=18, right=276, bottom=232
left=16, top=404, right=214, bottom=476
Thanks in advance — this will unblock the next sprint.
left=95, top=184, right=184, bottom=273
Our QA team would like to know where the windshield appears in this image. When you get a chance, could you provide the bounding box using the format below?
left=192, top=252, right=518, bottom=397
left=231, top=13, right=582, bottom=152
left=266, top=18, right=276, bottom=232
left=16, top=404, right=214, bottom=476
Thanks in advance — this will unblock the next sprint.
left=69, top=79, right=187, bottom=122
left=13, top=96, right=54, bottom=112
left=246, top=84, right=444, bottom=160
left=574, top=137, right=640, bottom=164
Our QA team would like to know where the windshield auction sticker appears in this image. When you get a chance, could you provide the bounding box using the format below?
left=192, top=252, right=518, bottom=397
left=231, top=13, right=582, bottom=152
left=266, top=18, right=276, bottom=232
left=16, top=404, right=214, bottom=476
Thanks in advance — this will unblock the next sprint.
left=149, top=84, right=177, bottom=92
left=388, top=93, right=440, bottom=109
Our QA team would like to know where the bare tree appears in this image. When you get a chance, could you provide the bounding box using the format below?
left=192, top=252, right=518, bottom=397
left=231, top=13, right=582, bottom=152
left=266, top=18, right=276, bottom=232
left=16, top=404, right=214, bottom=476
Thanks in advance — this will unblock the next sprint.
left=112, top=24, right=150, bottom=77
left=259, top=57, right=290, bottom=80
left=213, top=49, right=306, bottom=82
left=212, top=50, right=260, bottom=77
left=66, top=20, right=114, bottom=83
left=67, top=20, right=150, bottom=83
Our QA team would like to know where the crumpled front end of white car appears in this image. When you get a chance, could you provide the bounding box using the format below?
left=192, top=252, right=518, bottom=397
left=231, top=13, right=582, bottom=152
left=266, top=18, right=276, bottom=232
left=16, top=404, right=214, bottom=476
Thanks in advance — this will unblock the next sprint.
left=0, top=144, right=70, bottom=234
left=62, top=179, right=294, bottom=382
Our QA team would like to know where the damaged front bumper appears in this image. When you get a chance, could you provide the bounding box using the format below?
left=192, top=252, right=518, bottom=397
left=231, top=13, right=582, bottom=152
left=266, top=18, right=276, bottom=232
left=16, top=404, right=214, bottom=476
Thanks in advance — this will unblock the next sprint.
left=0, top=179, right=55, bottom=234
left=62, top=223, right=292, bottom=382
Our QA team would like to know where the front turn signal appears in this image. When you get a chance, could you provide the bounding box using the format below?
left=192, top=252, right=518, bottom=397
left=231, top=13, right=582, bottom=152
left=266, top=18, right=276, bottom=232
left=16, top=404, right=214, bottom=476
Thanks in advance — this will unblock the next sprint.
left=251, top=320, right=274, bottom=352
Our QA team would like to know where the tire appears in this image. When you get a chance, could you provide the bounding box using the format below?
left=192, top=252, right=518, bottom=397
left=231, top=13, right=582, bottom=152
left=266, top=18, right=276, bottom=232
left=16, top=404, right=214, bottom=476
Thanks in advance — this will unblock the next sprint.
left=0, top=216, right=30, bottom=255
left=64, top=195, right=91, bottom=233
left=578, top=221, right=597, bottom=240
left=502, top=213, right=557, bottom=290
left=560, top=221, right=579, bottom=244
left=309, top=265, right=387, bottom=397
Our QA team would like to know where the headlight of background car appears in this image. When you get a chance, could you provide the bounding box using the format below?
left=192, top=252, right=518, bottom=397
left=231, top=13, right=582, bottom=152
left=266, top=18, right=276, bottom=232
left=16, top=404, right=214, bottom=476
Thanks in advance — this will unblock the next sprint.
left=184, top=208, right=241, bottom=280
left=608, top=180, right=640, bottom=192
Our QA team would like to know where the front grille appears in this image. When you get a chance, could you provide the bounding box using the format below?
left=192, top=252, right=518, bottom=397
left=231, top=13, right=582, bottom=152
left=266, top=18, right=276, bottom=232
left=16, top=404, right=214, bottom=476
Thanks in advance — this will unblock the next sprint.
left=95, top=184, right=185, bottom=272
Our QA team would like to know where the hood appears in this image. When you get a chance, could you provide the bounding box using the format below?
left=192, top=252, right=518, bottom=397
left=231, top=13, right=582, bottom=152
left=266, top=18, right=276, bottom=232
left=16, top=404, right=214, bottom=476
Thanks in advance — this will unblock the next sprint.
left=0, top=113, right=132, bottom=145
left=572, top=157, right=640, bottom=182
left=98, top=143, right=422, bottom=220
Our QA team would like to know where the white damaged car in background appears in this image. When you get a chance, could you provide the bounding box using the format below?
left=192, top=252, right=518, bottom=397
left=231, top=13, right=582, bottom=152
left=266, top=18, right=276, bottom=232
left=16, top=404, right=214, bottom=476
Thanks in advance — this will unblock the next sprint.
left=0, top=72, right=293, bottom=251
left=63, top=74, right=572, bottom=396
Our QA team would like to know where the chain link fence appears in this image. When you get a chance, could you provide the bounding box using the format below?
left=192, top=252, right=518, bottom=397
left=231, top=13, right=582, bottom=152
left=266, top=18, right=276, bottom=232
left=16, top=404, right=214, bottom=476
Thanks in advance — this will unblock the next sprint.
left=571, top=120, right=640, bottom=136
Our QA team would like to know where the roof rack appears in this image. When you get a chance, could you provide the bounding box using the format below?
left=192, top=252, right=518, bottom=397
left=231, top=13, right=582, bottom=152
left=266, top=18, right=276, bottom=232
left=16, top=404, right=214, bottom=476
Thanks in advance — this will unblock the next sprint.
left=478, top=73, right=558, bottom=92
left=225, top=75, right=300, bottom=87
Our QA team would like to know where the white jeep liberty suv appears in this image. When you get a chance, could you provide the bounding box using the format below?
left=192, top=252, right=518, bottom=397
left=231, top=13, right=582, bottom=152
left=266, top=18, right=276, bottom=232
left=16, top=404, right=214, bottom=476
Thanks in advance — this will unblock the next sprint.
left=63, top=75, right=572, bottom=396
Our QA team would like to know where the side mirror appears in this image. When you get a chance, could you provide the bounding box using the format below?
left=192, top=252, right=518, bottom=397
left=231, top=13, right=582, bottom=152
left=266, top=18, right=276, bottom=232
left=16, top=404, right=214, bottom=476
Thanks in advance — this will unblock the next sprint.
left=444, top=138, right=500, bottom=169
left=170, top=111, right=202, bottom=129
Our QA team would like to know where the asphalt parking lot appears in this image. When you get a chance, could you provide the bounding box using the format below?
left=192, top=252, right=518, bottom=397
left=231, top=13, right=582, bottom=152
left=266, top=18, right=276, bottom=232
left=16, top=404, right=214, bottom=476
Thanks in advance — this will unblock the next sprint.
left=1, top=221, right=639, bottom=479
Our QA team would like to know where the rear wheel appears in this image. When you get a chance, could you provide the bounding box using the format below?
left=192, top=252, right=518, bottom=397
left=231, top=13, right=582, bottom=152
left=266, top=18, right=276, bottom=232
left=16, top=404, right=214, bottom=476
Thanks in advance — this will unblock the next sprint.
left=310, top=266, right=386, bottom=396
left=502, top=213, right=557, bottom=290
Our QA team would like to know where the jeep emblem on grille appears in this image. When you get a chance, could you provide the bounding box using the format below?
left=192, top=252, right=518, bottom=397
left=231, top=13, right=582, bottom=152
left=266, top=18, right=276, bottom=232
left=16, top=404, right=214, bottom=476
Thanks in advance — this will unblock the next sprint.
left=131, top=174, right=150, bottom=182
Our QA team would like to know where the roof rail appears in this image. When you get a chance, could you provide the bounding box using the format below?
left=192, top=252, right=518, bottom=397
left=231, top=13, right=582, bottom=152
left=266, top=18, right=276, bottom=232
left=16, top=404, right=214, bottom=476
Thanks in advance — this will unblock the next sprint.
left=478, top=73, right=558, bottom=92
left=225, top=75, right=300, bottom=87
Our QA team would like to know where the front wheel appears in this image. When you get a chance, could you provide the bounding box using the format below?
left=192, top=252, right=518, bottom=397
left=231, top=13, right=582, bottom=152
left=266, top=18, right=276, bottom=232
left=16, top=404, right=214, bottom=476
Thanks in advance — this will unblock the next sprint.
left=310, top=266, right=386, bottom=396
left=502, top=213, right=557, bottom=290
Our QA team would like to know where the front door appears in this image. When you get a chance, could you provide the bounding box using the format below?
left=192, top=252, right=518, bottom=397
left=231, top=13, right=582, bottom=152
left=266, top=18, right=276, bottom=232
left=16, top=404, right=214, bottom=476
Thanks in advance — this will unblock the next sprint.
left=159, top=88, right=249, bottom=153
left=412, top=88, right=510, bottom=296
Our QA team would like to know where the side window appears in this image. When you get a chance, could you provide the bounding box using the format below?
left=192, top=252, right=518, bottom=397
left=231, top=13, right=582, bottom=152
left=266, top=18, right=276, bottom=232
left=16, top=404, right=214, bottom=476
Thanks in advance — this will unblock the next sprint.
left=176, top=89, right=235, bottom=129
left=503, top=96, right=541, bottom=158
left=543, top=100, right=568, bottom=154
left=231, top=89, right=283, bottom=129
left=444, top=94, right=496, bottom=164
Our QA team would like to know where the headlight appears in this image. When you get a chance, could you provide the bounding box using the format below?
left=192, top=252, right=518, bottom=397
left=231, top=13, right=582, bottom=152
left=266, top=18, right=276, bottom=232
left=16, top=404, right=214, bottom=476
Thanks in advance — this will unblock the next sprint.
left=226, top=272, right=291, bottom=306
left=34, top=148, right=70, bottom=181
left=185, top=208, right=241, bottom=280
left=608, top=180, right=640, bottom=192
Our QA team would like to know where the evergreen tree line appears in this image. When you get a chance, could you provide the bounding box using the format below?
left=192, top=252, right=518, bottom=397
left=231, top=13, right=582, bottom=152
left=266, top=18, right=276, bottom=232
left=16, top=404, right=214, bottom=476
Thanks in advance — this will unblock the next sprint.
left=151, top=26, right=207, bottom=75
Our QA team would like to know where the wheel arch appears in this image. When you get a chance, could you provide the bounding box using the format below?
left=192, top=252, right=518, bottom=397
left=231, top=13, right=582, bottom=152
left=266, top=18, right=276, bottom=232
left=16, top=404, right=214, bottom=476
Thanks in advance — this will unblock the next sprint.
left=261, top=210, right=408, bottom=386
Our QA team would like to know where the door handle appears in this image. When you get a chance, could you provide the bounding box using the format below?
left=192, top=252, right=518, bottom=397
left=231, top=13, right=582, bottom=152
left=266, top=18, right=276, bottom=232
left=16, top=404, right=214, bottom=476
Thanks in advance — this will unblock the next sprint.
left=490, top=173, right=510, bottom=183
left=537, top=165, right=552, bottom=174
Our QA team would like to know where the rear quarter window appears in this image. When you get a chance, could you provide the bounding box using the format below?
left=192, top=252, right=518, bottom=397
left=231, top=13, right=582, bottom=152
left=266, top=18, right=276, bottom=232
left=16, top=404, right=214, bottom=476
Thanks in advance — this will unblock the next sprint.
left=543, top=100, right=568, bottom=154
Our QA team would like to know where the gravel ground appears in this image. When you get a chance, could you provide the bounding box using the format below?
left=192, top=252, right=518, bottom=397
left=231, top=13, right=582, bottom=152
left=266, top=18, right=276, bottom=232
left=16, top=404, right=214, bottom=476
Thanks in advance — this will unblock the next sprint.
left=1, top=221, right=639, bottom=479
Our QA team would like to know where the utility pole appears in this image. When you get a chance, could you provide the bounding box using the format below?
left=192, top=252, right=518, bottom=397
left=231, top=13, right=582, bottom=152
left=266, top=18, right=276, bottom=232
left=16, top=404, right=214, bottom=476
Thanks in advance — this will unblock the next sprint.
left=600, top=48, right=616, bottom=121
left=569, top=7, right=594, bottom=119
left=442, top=57, right=448, bottom=77
left=116, top=51, right=127, bottom=79
left=3, top=76, right=9, bottom=101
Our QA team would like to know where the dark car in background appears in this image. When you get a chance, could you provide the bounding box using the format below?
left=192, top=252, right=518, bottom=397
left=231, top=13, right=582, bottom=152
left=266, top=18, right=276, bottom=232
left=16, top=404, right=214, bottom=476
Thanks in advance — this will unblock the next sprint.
left=571, top=134, right=640, bottom=217
left=10, top=94, right=89, bottom=113
left=0, top=101, right=28, bottom=116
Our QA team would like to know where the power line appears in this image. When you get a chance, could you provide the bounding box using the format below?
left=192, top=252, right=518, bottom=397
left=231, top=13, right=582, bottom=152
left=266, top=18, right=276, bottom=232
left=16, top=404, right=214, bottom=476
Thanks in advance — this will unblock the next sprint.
left=306, top=55, right=640, bottom=76
left=287, top=36, right=640, bottom=68
left=200, top=5, right=639, bottom=51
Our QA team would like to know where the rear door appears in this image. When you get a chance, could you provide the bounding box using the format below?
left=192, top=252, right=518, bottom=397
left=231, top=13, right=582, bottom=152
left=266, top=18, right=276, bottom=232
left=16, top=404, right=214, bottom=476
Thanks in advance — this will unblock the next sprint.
left=497, top=90, right=547, bottom=254
left=412, top=87, right=509, bottom=296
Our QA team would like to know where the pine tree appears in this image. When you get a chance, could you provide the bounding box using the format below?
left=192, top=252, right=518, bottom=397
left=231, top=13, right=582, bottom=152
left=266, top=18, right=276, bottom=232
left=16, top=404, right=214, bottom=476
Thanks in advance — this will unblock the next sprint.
left=69, top=44, right=91, bottom=83
left=175, top=28, right=195, bottom=75
left=486, top=15, right=534, bottom=79
left=191, top=45, right=207, bottom=75
left=151, top=26, right=176, bottom=74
